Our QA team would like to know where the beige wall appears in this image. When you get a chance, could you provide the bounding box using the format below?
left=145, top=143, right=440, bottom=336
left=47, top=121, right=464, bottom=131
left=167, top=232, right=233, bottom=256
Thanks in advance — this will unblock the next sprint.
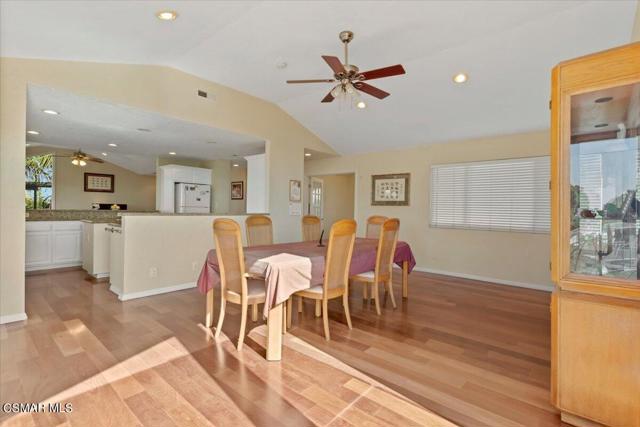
left=117, top=214, right=250, bottom=298
left=27, top=146, right=155, bottom=210
left=313, top=173, right=355, bottom=230
left=0, top=57, right=335, bottom=320
left=230, top=164, right=247, bottom=214
left=305, top=130, right=552, bottom=290
left=633, top=1, right=640, bottom=42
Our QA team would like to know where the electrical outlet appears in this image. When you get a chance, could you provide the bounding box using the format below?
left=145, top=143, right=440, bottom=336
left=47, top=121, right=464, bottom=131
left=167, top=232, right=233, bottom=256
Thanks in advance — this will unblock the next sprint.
left=149, top=267, right=158, bottom=278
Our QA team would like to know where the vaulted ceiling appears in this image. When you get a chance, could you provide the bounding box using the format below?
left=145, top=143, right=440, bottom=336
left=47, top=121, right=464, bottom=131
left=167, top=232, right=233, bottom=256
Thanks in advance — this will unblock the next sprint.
left=2, top=1, right=638, bottom=154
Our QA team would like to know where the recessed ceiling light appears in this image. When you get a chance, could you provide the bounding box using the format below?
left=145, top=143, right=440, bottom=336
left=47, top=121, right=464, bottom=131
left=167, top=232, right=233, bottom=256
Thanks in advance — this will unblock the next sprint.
left=101, top=152, right=108, bottom=156
left=232, top=163, right=239, bottom=167
left=136, top=128, right=151, bottom=132
left=169, top=152, right=176, bottom=155
left=356, top=101, right=366, bottom=109
left=27, top=130, right=40, bottom=135
left=156, top=10, right=178, bottom=21
left=595, top=96, right=613, bottom=103
left=276, top=61, right=288, bottom=69
left=304, top=153, right=311, bottom=157
left=452, top=73, right=468, bottom=84
left=594, top=123, right=608, bottom=128
left=108, top=143, right=118, bottom=147
left=42, top=109, right=59, bottom=115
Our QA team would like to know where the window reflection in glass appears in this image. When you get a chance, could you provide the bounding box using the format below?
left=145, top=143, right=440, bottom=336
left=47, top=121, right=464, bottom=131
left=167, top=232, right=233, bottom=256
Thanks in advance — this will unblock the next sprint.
left=569, top=82, right=640, bottom=280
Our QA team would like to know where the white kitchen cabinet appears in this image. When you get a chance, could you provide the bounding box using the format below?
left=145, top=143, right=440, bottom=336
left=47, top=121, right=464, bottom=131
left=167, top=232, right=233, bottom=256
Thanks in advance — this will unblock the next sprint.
left=25, top=221, right=82, bottom=271
left=82, top=222, right=111, bottom=278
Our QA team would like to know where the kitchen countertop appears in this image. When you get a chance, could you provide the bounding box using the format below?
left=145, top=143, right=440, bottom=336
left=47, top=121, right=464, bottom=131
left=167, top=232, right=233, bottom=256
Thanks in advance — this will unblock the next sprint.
left=119, top=212, right=261, bottom=216
left=26, top=209, right=156, bottom=222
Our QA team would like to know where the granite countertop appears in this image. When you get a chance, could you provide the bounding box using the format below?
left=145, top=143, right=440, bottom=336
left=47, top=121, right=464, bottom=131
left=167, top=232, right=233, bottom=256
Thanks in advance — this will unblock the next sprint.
left=26, top=209, right=156, bottom=221
left=119, top=212, right=261, bottom=216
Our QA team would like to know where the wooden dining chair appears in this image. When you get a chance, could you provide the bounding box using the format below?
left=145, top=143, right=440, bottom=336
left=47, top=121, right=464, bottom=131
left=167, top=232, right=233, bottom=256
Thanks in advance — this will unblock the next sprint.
left=351, top=218, right=399, bottom=315
left=213, top=218, right=266, bottom=350
left=290, top=219, right=356, bottom=341
left=245, top=215, right=273, bottom=246
left=301, top=215, right=321, bottom=242
left=366, top=215, right=388, bottom=239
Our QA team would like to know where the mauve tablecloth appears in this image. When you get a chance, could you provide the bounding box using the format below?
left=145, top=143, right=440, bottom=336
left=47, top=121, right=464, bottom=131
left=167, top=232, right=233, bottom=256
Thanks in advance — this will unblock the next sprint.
left=197, top=238, right=416, bottom=317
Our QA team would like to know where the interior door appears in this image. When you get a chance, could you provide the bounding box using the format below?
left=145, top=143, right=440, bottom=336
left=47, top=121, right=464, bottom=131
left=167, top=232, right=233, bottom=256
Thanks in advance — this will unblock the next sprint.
left=309, top=177, right=323, bottom=220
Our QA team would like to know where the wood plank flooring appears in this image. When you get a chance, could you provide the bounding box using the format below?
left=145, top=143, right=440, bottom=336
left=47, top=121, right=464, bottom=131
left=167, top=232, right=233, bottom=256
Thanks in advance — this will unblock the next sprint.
left=291, top=272, right=566, bottom=427
left=0, top=268, right=564, bottom=426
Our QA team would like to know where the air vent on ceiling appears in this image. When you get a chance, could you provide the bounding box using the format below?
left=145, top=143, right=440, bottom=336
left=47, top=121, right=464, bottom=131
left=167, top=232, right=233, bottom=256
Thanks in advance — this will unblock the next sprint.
left=198, top=90, right=208, bottom=98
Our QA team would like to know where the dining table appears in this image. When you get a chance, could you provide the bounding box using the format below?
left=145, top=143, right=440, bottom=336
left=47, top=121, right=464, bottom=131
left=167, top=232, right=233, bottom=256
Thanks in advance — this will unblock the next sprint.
left=197, top=237, right=416, bottom=361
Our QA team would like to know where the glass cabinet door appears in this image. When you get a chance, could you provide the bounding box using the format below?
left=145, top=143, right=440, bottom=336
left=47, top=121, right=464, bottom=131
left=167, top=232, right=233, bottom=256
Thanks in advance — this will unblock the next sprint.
left=569, top=82, right=640, bottom=281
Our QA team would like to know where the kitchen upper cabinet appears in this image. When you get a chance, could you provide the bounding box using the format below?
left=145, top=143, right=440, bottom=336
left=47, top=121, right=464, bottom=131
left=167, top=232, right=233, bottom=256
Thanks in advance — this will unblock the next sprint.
left=26, top=221, right=82, bottom=271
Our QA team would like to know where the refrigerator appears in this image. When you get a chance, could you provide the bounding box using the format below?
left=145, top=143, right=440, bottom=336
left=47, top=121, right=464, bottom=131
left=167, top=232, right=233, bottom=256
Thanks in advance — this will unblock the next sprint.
left=174, top=183, right=211, bottom=213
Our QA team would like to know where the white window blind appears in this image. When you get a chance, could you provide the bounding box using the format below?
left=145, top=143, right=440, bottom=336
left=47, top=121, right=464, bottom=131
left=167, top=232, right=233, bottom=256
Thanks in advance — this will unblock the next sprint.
left=431, top=156, right=550, bottom=233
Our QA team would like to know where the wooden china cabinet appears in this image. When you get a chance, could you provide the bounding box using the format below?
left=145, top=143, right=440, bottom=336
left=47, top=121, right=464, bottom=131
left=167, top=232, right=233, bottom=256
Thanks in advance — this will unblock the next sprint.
left=550, top=42, right=640, bottom=427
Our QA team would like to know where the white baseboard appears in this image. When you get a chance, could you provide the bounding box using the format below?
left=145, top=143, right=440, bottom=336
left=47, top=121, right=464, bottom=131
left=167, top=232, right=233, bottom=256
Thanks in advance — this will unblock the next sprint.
left=109, top=284, right=122, bottom=297
left=90, top=272, right=110, bottom=279
left=0, top=312, right=28, bottom=325
left=26, top=262, right=82, bottom=272
left=116, top=282, right=197, bottom=301
left=412, top=267, right=554, bottom=292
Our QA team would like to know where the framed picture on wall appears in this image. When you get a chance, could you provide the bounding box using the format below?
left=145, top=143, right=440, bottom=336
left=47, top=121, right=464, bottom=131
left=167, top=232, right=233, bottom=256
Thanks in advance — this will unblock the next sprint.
left=84, top=173, right=114, bottom=193
left=231, top=181, right=244, bottom=200
left=289, top=179, right=302, bottom=202
left=371, top=173, right=410, bottom=206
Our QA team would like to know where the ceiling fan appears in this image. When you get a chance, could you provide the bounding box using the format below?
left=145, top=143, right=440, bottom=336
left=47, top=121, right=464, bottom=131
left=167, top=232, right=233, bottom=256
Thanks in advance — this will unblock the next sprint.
left=286, top=30, right=406, bottom=104
left=55, top=149, right=104, bottom=166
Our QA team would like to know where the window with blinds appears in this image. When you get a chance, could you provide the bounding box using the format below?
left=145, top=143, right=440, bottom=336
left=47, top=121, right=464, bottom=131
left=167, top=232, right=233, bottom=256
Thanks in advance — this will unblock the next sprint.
left=430, top=156, right=550, bottom=233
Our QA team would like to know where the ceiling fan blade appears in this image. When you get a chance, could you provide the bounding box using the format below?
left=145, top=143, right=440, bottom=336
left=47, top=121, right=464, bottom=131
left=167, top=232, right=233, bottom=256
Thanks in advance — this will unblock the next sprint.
left=287, top=79, right=335, bottom=84
left=358, top=64, right=405, bottom=81
left=321, top=92, right=335, bottom=103
left=355, top=82, right=390, bottom=99
left=321, top=56, right=345, bottom=74
left=88, top=158, right=105, bottom=163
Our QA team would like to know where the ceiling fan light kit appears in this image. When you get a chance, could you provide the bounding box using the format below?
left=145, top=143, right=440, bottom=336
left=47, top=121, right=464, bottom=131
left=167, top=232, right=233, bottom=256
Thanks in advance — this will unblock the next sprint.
left=286, top=30, right=405, bottom=106
left=61, top=149, right=105, bottom=167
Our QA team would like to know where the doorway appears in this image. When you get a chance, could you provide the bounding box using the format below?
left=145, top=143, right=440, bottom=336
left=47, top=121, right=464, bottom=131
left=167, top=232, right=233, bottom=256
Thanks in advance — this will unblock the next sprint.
left=307, top=173, right=355, bottom=230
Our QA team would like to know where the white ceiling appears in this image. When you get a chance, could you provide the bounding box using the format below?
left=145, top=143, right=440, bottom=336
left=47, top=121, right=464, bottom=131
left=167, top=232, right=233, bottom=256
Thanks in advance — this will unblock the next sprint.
left=26, top=85, right=264, bottom=175
left=3, top=1, right=638, bottom=155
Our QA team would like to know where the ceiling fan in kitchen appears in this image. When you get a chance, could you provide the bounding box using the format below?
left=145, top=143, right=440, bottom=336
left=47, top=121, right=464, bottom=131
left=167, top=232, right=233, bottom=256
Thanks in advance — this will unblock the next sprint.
left=55, top=149, right=104, bottom=166
left=286, top=30, right=406, bottom=105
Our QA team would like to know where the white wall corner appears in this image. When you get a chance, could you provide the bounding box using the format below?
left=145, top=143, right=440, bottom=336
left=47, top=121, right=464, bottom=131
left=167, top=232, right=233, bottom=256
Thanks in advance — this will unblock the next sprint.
left=0, top=312, right=28, bottom=325
left=411, top=267, right=554, bottom=292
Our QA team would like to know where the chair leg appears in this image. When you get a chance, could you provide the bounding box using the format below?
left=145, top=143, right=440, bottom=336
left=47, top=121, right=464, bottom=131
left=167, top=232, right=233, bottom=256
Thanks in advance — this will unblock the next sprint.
left=343, top=294, right=352, bottom=329
left=251, top=303, right=258, bottom=322
left=386, top=280, right=397, bottom=309
left=322, top=299, right=330, bottom=341
left=237, top=301, right=248, bottom=350
left=297, top=296, right=303, bottom=313
left=287, top=298, right=293, bottom=329
left=373, top=281, right=381, bottom=315
left=315, top=300, right=321, bottom=317
left=362, top=282, right=368, bottom=300
left=214, top=298, right=226, bottom=338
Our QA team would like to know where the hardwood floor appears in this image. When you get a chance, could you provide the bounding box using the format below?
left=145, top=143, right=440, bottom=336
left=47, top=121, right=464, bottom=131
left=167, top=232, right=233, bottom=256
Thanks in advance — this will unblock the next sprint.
left=294, top=273, right=565, bottom=427
left=0, top=268, right=564, bottom=426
